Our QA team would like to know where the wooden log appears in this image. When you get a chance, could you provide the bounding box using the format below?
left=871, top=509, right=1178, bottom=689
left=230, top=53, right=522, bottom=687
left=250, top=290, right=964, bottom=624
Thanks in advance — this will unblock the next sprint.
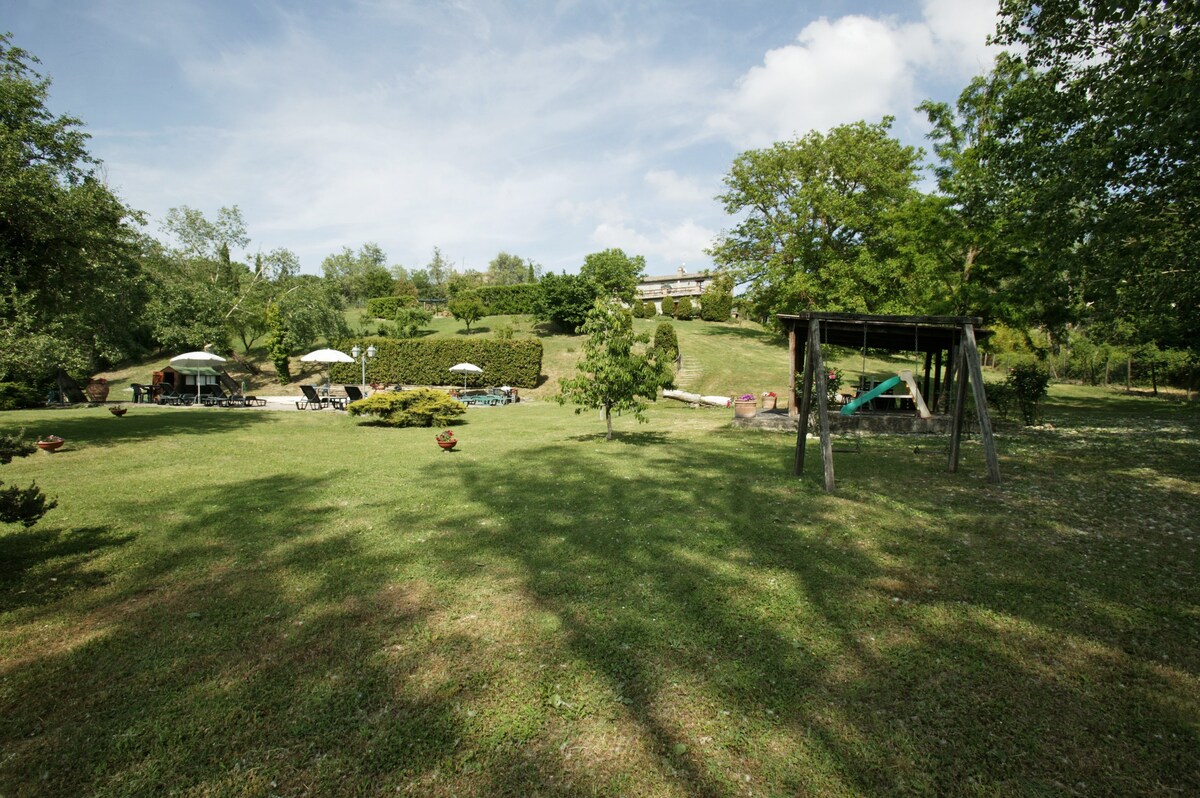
left=662, top=390, right=732, bottom=407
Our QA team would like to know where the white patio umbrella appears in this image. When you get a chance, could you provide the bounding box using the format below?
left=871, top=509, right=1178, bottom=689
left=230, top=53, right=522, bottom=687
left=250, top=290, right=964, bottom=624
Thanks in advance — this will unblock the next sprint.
left=300, top=348, right=354, bottom=388
left=449, top=362, right=483, bottom=390
left=170, top=350, right=227, bottom=402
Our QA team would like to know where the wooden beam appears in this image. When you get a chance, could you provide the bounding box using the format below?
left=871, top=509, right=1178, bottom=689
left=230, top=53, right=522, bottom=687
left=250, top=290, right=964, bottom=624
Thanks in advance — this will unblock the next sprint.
left=948, top=343, right=968, bottom=472
left=961, top=324, right=1002, bottom=484
left=809, top=322, right=835, bottom=492
left=792, top=325, right=816, bottom=476
left=788, top=325, right=801, bottom=417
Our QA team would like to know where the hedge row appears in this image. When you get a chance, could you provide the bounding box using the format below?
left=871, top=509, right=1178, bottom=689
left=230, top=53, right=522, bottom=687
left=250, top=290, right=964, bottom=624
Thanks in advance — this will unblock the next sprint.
left=328, top=337, right=543, bottom=388
left=477, top=284, right=539, bottom=315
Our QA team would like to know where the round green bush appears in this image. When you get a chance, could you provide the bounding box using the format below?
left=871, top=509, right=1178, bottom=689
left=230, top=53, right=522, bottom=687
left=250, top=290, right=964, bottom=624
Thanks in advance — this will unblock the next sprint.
left=346, top=388, right=466, bottom=427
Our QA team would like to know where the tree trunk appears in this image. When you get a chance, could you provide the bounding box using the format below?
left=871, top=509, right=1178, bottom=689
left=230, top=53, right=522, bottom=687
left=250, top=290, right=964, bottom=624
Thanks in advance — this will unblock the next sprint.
left=605, top=406, right=613, bottom=440
left=1126, top=355, right=1133, bottom=391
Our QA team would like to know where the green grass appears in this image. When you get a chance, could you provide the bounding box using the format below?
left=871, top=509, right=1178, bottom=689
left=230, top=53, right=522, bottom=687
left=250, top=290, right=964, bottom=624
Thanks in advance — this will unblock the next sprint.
left=1, top=385, right=1197, bottom=796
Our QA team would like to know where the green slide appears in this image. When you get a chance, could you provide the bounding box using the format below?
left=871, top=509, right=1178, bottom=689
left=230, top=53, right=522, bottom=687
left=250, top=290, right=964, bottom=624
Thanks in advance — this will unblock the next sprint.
left=839, top=375, right=902, bottom=416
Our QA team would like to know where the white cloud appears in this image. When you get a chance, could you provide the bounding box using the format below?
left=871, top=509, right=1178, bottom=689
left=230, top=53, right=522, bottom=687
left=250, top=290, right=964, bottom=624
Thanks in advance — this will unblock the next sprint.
left=708, top=1, right=1000, bottom=148
left=644, top=169, right=713, bottom=204
left=590, top=219, right=716, bottom=269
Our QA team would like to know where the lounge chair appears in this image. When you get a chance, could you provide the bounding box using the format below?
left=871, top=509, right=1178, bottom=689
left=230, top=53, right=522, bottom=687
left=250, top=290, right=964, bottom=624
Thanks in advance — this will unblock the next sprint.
left=344, top=385, right=365, bottom=402
left=297, top=384, right=345, bottom=410
left=156, top=384, right=184, bottom=406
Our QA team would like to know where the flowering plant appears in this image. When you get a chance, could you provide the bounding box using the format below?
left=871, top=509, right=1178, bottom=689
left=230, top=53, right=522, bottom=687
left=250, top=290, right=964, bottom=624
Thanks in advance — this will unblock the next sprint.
left=761, top=391, right=777, bottom=397
left=435, top=429, right=456, bottom=443
left=736, top=393, right=755, bottom=402
left=40, top=434, right=63, bottom=443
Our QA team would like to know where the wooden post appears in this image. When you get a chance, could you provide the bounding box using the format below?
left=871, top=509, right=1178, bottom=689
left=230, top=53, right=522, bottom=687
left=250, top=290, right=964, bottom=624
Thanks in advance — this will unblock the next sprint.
left=922, top=349, right=934, bottom=403
left=809, top=323, right=835, bottom=492
left=788, top=324, right=801, bottom=417
left=793, top=322, right=815, bottom=476
left=961, top=324, right=1002, bottom=484
left=948, top=342, right=968, bottom=473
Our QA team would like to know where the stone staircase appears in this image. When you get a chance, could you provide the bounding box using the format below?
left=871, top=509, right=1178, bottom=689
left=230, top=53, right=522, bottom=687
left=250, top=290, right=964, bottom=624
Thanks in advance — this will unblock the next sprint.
left=674, top=354, right=702, bottom=389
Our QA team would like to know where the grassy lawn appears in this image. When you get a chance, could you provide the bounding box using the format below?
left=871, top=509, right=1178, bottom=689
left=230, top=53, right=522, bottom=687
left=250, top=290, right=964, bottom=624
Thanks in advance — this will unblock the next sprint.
left=4, top=383, right=1196, bottom=796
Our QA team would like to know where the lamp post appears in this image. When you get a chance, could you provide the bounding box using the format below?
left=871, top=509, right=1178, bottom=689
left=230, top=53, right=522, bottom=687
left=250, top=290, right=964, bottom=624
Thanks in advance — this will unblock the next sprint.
left=351, top=344, right=376, bottom=389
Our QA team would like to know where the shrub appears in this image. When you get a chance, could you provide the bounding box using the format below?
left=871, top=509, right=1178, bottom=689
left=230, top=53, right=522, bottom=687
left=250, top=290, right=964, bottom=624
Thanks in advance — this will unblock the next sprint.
left=477, top=284, right=540, bottom=315
left=653, top=322, right=679, bottom=364
left=629, top=299, right=645, bottom=319
left=700, top=272, right=734, bottom=321
left=493, top=323, right=514, bottom=340
left=675, top=296, right=695, bottom=320
left=346, top=388, right=466, bottom=427
left=0, top=383, right=44, bottom=410
left=984, top=381, right=1016, bottom=422
left=660, top=294, right=675, bottom=318
left=367, top=297, right=396, bottom=318
left=1007, top=363, right=1051, bottom=425
left=329, top=337, right=543, bottom=388
left=533, top=272, right=595, bottom=332
left=643, top=301, right=657, bottom=318
left=0, top=432, right=56, bottom=527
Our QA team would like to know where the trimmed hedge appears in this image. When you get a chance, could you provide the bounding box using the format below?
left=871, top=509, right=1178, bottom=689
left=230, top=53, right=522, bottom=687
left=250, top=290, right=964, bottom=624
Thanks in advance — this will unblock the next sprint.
left=477, top=284, right=539, bottom=315
left=366, top=295, right=418, bottom=318
left=329, top=337, right=543, bottom=388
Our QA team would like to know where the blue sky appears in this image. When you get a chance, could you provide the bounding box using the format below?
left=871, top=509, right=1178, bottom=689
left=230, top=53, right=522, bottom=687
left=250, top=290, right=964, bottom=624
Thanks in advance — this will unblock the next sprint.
left=9, top=0, right=1000, bottom=277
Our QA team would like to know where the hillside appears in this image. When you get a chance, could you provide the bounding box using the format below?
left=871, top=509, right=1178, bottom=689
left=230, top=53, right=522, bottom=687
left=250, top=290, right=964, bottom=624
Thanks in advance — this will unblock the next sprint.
left=92, top=313, right=989, bottom=404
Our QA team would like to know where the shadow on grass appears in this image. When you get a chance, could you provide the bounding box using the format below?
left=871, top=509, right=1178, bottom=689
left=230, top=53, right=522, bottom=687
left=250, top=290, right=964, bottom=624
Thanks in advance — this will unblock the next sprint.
left=567, top=430, right=672, bottom=445
left=0, top=471, right=468, bottom=795
left=5, top=405, right=284, bottom=449
left=428, top=426, right=1200, bottom=794
left=0, top=526, right=134, bottom=614
left=3, top=405, right=1197, bottom=795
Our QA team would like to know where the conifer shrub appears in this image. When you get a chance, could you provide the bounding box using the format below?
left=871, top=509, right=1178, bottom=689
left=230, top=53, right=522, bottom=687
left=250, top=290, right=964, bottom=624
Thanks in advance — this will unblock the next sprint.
left=653, top=322, right=679, bottom=364
left=675, top=296, right=695, bottom=320
left=346, top=388, right=466, bottom=427
left=644, top=301, right=657, bottom=317
left=660, top=294, right=675, bottom=318
left=0, top=383, right=44, bottom=410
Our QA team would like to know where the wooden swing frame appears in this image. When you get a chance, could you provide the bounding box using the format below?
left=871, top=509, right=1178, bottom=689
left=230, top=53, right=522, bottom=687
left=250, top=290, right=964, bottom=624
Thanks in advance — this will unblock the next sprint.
left=780, top=312, right=1001, bottom=492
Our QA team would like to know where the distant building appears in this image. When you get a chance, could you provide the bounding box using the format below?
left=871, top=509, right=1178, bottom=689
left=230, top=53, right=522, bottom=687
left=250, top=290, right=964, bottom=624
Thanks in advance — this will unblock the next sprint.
left=635, top=265, right=713, bottom=313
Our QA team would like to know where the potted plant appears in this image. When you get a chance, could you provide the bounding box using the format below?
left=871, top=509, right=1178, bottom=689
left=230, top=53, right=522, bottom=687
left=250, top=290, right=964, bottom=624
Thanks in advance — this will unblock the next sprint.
left=109, top=404, right=127, bottom=417
left=36, top=434, right=64, bottom=452
left=84, top=377, right=110, bottom=402
left=761, top=391, right=778, bottom=411
left=435, top=429, right=458, bottom=451
left=733, top=393, right=757, bottom=418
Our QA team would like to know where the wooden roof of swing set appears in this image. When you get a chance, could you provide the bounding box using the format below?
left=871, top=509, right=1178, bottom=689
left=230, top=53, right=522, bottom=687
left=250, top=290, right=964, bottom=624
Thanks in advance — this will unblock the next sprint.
left=776, top=311, right=1001, bottom=492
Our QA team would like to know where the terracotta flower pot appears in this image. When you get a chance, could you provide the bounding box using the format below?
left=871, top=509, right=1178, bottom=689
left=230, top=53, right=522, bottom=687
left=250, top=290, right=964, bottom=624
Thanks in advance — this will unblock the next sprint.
left=85, top=383, right=110, bottom=402
left=110, top=407, right=127, bottom=417
left=733, top=400, right=757, bottom=419
left=37, top=439, right=64, bottom=452
left=437, top=439, right=457, bottom=451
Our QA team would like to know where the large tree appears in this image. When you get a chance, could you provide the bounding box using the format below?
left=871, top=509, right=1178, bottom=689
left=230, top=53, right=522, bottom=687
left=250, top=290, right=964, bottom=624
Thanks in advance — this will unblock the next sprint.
left=709, top=118, right=926, bottom=321
left=991, top=0, right=1200, bottom=352
left=557, top=297, right=670, bottom=440
left=0, top=34, right=146, bottom=382
left=533, top=271, right=595, bottom=333
left=579, top=248, right=644, bottom=303
left=321, top=243, right=393, bottom=304
left=486, top=252, right=538, bottom=285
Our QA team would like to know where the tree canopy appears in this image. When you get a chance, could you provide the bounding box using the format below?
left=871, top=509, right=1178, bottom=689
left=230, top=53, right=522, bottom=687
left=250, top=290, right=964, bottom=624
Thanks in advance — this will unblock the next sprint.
left=0, top=34, right=146, bottom=381
left=709, top=118, right=926, bottom=322
left=990, top=0, right=1200, bottom=351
